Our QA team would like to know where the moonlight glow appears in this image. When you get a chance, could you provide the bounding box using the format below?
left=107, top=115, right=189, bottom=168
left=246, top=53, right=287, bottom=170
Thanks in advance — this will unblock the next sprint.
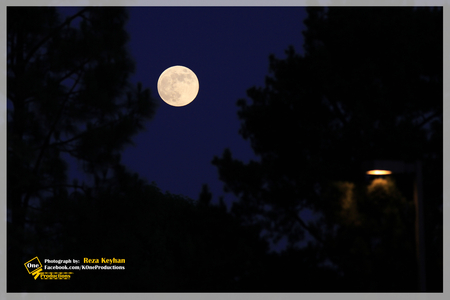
left=157, top=65, right=199, bottom=107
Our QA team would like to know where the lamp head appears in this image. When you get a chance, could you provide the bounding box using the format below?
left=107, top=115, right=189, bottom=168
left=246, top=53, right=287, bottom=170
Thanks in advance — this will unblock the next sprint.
left=366, top=169, right=392, bottom=175
left=363, top=160, right=414, bottom=175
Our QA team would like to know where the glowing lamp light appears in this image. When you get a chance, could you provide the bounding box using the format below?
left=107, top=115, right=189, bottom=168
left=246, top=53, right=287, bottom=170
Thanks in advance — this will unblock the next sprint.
left=366, top=169, right=392, bottom=175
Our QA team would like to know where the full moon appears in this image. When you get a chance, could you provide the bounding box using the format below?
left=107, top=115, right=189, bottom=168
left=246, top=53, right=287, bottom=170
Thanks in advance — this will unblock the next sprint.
left=157, top=65, right=199, bottom=107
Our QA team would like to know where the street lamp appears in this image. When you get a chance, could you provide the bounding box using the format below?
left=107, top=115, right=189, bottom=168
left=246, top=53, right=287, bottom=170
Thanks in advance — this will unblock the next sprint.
left=364, top=159, right=426, bottom=292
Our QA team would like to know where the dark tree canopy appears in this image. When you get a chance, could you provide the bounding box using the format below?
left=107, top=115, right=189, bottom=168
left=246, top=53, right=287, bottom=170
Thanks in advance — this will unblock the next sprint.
left=213, top=6, right=442, bottom=291
left=40, top=166, right=269, bottom=292
left=7, top=7, right=157, bottom=291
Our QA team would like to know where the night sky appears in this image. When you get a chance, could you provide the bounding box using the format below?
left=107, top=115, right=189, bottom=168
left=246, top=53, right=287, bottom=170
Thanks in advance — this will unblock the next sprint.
left=55, top=5, right=310, bottom=254
left=114, top=7, right=307, bottom=207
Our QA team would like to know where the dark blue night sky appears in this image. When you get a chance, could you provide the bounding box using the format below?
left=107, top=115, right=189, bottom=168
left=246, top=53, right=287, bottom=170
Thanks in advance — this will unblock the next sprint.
left=120, top=7, right=307, bottom=206
left=56, top=5, right=311, bottom=253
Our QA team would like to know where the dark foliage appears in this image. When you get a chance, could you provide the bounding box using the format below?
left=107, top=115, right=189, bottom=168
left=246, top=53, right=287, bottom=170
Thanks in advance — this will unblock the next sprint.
left=213, top=7, right=442, bottom=291
left=7, top=6, right=156, bottom=291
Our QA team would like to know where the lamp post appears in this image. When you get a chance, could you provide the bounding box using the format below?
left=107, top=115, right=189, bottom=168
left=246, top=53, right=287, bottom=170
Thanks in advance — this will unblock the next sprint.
left=364, top=160, right=426, bottom=292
